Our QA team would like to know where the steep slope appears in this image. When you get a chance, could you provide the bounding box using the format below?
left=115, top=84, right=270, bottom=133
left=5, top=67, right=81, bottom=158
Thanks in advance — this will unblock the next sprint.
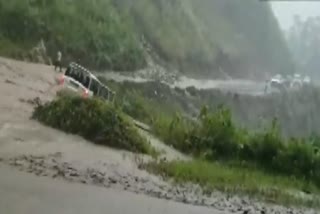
left=0, top=0, right=293, bottom=78
left=188, top=0, right=294, bottom=78
left=114, top=0, right=294, bottom=78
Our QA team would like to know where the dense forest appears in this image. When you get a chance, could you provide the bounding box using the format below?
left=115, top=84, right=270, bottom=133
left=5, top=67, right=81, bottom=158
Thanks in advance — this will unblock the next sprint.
left=0, top=0, right=145, bottom=70
left=0, top=0, right=294, bottom=78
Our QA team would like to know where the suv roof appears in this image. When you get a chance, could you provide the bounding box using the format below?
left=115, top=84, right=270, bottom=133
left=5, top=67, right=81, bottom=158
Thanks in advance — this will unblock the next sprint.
left=68, top=62, right=115, bottom=98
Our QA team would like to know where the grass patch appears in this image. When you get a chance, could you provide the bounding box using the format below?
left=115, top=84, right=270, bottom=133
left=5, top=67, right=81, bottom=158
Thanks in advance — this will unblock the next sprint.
left=145, top=159, right=320, bottom=207
left=146, top=106, right=320, bottom=190
left=32, top=96, right=156, bottom=155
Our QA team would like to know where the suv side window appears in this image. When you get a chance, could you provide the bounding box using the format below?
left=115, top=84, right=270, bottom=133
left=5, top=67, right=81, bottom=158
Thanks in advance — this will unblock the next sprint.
left=90, top=79, right=100, bottom=96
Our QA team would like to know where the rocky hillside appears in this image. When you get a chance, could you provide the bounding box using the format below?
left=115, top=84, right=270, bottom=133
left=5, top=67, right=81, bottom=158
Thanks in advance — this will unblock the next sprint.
left=114, top=0, right=294, bottom=78
left=0, top=0, right=293, bottom=78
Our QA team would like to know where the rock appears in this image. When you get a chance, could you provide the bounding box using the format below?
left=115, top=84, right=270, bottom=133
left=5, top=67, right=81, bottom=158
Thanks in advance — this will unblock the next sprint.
left=108, top=177, right=118, bottom=184
left=260, top=210, right=266, bottom=214
left=13, top=159, right=24, bottom=166
left=80, top=179, right=88, bottom=184
left=242, top=208, right=253, bottom=214
left=5, top=79, right=16, bottom=85
left=68, top=171, right=80, bottom=177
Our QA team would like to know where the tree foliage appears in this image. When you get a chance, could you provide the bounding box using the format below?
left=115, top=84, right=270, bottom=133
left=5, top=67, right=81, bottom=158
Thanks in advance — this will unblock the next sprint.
left=114, top=0, right=293, bottom=77
left=0, top=0, right=294, bottom=76
left=0, top=0, right=145, bottom=71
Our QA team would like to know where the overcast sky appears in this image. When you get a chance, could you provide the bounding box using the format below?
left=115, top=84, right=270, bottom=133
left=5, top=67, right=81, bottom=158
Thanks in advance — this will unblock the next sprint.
left=271, top=1, right=320, bottom=30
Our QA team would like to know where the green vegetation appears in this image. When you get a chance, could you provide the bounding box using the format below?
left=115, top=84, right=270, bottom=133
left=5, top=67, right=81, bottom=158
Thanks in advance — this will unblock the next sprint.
left=36, top=77, right=320, bottom=206
left=150, top=106, right=320, bottom=188
left=32, top=96, right=155, bottom=155
left=115, top=0, right=293, bottom=77
left=103, top=81, right=320, bottom=206
left=203, top=86, right=320, bottom=138
left=0, top=0, right=144, bottom=70
left=0, top=0, right=292, bottom=77
left=142, top=106, right=320, bottom=206
left=145, top=160, right=320, bottom=207
left=104, top=80, right=320, bottom=138
left=101, top=80, right=181, bottom=125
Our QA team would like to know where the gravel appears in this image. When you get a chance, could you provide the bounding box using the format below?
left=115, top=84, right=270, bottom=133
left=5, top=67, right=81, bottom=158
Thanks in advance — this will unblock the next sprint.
left=0, top=153, right=317, bottom=214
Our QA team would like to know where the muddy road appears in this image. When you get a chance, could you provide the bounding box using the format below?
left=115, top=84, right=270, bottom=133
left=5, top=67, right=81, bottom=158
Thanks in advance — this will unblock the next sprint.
left=0, top=164, right=220, bottom=214
left=100, top=71, right=267, bottom=96
left=0, top=57, right=317, bottom=214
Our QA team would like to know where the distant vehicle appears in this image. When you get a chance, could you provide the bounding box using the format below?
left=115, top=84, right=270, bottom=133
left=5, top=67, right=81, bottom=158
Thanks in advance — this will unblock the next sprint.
left=55, top=62, right=115, bottom=102
left=264, top=73, right=311, bottom=94
left=290, top=73, right=312, bottom=90
left=264, top=74, right=287, bottom=94
left=303, top=75, right=311, bottom=84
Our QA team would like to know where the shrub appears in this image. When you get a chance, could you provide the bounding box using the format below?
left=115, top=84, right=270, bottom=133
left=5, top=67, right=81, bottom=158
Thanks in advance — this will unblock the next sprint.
left=153, top=112, right=193, bottom=152
left=245, top=119, right=284, bottom=165
left=193, top=106, right=242, bottom=159
left=150, top=105, right=320, bottom=187
left=97, top=81, right=320, bottom=187
left=275, top=139, right=316, bottom=179
left=119, top=90, right=155, bottom=124
left=32, top=96, right=155, bottom=155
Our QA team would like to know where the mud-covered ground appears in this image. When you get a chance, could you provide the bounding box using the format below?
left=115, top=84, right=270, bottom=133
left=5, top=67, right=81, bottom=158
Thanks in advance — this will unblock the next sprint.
left=0, top=153, right=317, bottom=214
left=0, top=57, right=318, bottom=214
left=0, top=164, right=224, bottom=214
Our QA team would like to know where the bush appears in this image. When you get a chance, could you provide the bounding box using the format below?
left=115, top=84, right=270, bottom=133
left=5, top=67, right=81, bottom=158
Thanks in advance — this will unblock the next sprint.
left=190, top=106, right=242, bottom=159
left=118, top=90, right=155, bottom=124
left=99, top=81, right=320, bottom=187
left=244, top=120, right=284, bottom=165
left=150, top=105, right=320, bottom=188
left=153, top=112, right=193, bottom=152
left=32, top=96, right=155, bottom=155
